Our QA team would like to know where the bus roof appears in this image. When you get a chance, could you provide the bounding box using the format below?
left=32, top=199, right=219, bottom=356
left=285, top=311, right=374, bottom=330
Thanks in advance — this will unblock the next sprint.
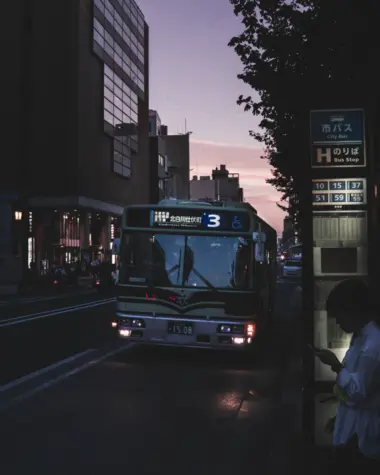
left=158, top=199, right=257, bottom=213
left=126, top=199, right=258, bottom=213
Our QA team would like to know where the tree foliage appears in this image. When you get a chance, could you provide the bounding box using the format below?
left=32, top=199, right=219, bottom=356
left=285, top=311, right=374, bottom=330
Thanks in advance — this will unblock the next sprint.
left=229, top=0, right=378, bottom=224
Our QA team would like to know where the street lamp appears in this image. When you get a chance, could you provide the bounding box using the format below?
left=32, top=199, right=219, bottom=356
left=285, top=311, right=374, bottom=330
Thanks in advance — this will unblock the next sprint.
left=14, top=211, right=23, bottom=221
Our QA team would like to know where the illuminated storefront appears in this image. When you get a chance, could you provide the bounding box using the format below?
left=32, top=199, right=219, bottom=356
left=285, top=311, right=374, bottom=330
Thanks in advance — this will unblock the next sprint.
left=25, top=209, right=121, bottom=272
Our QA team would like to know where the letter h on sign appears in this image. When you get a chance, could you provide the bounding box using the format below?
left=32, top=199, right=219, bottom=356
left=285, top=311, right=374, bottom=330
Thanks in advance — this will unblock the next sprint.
left=316, top=148, right=331, bottom=164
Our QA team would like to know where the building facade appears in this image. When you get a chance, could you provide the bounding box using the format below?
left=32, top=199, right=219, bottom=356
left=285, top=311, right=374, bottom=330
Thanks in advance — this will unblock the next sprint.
left=148, top=112, right=190, bottom=202
left=190, top=165, right=244, bottom=203
left=149, top=109, right=162, bottom=137
left=165, top=134, right=190, bottom=200
left=1, top=0, right=149, bottom=288
left=282, top=215, right=299, bottom=249
left=149, top=136, right=168, bottom=202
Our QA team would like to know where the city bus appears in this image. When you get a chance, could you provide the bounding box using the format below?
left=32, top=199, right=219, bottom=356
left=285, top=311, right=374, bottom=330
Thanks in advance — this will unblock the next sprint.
left=287, top=243, right=302, bottom=258
left=113, top=200, right=277, bottom=349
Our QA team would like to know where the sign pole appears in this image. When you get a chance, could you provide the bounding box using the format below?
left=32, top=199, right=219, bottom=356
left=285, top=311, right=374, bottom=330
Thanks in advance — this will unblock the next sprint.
left=308, top=108, right=368, bottom=447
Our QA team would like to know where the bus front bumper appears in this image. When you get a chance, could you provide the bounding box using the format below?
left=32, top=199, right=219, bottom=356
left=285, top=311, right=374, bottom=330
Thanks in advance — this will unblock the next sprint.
left=112, top=313, right=256, bottom=350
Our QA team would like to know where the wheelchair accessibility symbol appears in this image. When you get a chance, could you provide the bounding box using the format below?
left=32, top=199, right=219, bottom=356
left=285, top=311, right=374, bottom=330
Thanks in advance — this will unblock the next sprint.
left=232, top=215, right=243, bottom=230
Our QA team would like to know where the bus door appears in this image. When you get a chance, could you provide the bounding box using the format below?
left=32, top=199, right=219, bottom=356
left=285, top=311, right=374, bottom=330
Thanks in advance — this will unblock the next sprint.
left=253, top=231, right=270, bottom=315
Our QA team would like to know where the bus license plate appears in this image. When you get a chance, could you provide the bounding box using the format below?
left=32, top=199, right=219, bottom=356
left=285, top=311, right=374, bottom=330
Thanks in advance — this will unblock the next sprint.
left=167, top=321, right=193, bottom=336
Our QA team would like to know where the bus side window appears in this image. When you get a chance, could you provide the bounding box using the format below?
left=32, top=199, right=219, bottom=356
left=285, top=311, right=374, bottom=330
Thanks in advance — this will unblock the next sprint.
left=233, top=244, right=249, bottom=287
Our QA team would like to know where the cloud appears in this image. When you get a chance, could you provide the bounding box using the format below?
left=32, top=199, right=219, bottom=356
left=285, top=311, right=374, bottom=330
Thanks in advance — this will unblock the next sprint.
left=190, top=139, right=285, bottom=233
left=191, top=139, right=261, bottom=150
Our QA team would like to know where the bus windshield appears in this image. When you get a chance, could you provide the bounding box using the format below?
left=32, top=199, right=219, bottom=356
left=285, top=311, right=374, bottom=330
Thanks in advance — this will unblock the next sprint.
left=119, top=233, right=253, bottom=289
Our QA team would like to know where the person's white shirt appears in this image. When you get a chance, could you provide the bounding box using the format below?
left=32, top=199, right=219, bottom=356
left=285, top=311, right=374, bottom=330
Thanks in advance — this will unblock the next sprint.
left=334, top=321, right=380, bottom=459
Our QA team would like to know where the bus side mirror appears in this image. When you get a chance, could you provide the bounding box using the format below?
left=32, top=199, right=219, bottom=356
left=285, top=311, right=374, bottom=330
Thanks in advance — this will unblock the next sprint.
left=252, top=232, right=266, bottom=263
left=255, top=243, right=265, bottom=262
left=252, top=232, right=266, bottom=243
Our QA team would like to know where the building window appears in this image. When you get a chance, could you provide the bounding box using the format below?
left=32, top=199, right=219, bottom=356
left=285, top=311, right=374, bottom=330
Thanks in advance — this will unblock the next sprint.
left=92, top=0, right=145, bottom=95
left=113, top=136, right=131, bottom=178
left=103, top=62, right=137, bottom=178
left=93, top=0, right=145, bottom=177
left=158, top=179, right=164, bottom=190
left=92, top=0, right=145, bottom=179
left=103, top=64, right=139, bottom=128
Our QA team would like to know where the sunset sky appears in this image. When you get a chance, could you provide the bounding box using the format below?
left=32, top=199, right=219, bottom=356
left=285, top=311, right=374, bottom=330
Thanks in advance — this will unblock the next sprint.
left=137, top=0, right=286, bottom=232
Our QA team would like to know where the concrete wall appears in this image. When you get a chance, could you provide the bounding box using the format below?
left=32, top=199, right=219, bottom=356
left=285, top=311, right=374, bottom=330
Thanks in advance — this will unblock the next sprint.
left=165, top=134, right=190, bottom=199
left=149, top=136, right=167, bottom=203
left=1, top=1, right=26, bottom=193
left=217, top=178, right=241, bottom=201
left=190, top=176, right=242, bottom=202
left=28, top=0, right=79, bottom=196
left=190, top=179, right=216, bottom=201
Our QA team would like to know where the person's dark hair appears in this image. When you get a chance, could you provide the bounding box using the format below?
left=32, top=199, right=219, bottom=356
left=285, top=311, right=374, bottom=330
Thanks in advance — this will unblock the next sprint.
left=326, top=278, right=370, bottom=320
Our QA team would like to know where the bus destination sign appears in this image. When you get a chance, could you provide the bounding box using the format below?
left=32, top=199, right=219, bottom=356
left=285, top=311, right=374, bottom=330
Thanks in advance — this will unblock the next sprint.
left=312, top=178, right=367, bottom=210
left=126, top=208, right=251, bottom=232
left=151, top=209, right=250, bottom=232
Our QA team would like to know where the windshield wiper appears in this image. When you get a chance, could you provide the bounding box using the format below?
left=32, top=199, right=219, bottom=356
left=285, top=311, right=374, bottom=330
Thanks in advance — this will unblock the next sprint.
left=188, top=267, right=218, bottom=292
left=167, top=249, right=182, bottom=284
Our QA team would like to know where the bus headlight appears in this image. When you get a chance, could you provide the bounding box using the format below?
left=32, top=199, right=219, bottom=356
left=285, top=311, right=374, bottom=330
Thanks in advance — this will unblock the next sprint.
left=131, top=318, right=144, bottom=327
left=118, top=317, right=145, bottom=328
left=232, top=337, right=245, bottom=345
left=119, top=329, right=131, bottom=337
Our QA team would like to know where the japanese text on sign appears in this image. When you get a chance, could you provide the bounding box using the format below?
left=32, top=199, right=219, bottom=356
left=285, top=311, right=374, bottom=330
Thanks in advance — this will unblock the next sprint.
left=321, top=123, right=352, bottom=134
left=154, top=211, right=202, bottom=225
left=312, top=145, right=364, bottom=167
left=310, top=109, right=364, bottom=144
left=310, top=109, right=366, bottom=168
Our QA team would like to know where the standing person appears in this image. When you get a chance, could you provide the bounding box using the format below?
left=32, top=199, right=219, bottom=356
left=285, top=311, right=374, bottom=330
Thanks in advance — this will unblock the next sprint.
left=315, top=278, right=380, bottom=473
left=90, top=255, right=100, bottom=278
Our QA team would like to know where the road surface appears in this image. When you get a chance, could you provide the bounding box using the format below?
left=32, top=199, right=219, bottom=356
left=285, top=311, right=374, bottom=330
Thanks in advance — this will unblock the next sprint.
left=0, top=280, right=301, bottom=474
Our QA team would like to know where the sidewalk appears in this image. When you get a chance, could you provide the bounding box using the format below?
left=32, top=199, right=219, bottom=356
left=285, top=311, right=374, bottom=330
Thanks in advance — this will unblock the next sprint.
left=269, top=354, right=303, bottom=474
left=266, top=298, right=304, bottom=474
left=268, top=326, right=333, bottom=474
left=0, top=276, right=93, bottom=300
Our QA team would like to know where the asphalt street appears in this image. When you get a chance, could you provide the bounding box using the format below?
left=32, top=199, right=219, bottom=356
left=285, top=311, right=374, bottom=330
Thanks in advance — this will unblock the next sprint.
left=0, top=278, right=301, bottom=474
left=0, top=288, right=116, bottom=385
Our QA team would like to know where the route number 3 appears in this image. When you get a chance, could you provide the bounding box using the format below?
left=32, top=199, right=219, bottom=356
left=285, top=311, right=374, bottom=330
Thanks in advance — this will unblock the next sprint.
left=207, top=214, right=221, bottom=228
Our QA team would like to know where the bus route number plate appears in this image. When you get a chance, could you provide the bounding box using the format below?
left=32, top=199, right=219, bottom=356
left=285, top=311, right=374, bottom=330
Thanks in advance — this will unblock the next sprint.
left=167, top=321, right=194, bottom=336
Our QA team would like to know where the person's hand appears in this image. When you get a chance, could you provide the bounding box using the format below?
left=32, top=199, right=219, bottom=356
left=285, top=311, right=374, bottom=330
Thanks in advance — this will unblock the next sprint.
left=315, top=349, right=342, bottom=372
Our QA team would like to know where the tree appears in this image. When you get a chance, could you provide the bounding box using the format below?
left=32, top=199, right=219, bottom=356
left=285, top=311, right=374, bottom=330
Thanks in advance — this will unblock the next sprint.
left=229, top=0, right=379, bottom=228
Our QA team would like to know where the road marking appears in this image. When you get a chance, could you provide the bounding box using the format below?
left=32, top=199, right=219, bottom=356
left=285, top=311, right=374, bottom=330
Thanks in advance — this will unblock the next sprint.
left=0, top=343, right=133, bottom=410
left=0, top=349, right=95, bottom=393
left=0, top=298, right=116, bottom=328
